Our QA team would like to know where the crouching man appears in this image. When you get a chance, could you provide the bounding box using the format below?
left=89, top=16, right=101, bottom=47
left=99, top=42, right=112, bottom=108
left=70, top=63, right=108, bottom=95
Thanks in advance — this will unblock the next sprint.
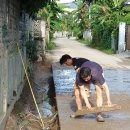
left=75, top=61, right=112, bottom=122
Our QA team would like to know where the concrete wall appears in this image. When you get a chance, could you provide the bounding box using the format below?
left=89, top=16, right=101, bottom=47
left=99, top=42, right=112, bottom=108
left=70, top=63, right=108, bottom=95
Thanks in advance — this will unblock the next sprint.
left=118, top=22, right=126, bottom=53
left=53, top=31, right=68, bottom=38
left=83, top=29, right=92, bottom=40
left=34, top=19, right=46, bottom=61
left=0, top=0, right=32, bottom=129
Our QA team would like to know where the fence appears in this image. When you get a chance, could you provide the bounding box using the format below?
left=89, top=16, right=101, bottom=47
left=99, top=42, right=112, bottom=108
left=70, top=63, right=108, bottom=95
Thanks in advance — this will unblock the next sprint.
left=0, top=49, right=25, bottom=130
left=126, top=25, right=130, bottom=50
left=0, top=0, right=26, bottom=129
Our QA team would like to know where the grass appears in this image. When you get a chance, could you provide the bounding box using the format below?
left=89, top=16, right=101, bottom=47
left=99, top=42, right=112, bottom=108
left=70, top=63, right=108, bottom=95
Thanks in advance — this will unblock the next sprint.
left=78, top=39, right=91, bottom=46
left=46, top=42, right=56, bottom=50
left=93, top=46, right=115, bottom=54
left=77, top=39, right=115, bottom=55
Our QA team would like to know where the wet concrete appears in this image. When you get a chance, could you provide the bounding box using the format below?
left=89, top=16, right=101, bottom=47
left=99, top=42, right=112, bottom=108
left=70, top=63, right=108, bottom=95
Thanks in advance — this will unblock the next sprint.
left=53, top=66, right=130, bottom=130
left=104, top=69, right=130, bottom=95
left=56, top=95, right=130, bottom=130
left=52, top=63, right=130, bottom=96
left=56, top=94, right=130, bottom=130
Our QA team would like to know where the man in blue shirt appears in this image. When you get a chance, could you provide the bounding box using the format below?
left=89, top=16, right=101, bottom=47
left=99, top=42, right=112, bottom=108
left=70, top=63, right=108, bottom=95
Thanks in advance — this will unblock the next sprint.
left=76, top=61, right=112, bottom=121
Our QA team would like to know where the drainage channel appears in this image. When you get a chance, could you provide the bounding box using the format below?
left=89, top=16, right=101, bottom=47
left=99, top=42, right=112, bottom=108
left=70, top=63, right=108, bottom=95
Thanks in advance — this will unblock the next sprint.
left=4, top=75, right=59, bottom=130
left=31, top=77, right=60, bottom=130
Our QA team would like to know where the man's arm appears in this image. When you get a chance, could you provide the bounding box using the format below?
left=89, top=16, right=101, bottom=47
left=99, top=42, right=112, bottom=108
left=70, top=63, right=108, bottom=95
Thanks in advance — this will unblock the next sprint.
left=102, top=82, right=112, bottom=106
left=79, top=85, right=91, bottom=109
left=75, top=68, right=80, bottom=72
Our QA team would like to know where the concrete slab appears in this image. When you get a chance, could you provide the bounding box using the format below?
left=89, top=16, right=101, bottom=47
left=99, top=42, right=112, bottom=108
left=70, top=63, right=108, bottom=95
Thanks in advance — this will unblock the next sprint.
left=52, top=63, right=130, bottom=130
left=56, top=94, right=130, bottom=130
left=52, top=62, right=76, bottom=94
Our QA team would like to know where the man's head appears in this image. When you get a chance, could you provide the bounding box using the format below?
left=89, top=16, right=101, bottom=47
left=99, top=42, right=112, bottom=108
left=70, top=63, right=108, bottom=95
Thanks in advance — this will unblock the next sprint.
left=79, top=67, right=91, bottom=82
left=59, top=54, right=73, bottom=66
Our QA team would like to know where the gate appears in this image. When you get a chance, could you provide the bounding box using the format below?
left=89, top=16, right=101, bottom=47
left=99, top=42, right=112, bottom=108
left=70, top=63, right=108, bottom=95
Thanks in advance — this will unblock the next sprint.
left=126, top=25, right=130, bottom=50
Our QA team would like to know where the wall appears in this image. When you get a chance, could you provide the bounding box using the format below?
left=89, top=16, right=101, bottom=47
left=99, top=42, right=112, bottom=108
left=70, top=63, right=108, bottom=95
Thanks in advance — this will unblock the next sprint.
left=34, top=19, right=46, bottom=61
left=0, top=0, right=31, bottom=129
left=118, top=22, right=126, bottom=53
left=83, top=29, right=92, bottom=40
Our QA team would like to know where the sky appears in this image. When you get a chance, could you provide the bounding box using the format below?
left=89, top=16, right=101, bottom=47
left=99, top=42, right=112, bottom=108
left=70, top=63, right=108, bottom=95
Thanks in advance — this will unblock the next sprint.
left=58, top=0, right=75, bottom=3
left=57, top=0, right=77, bottom=12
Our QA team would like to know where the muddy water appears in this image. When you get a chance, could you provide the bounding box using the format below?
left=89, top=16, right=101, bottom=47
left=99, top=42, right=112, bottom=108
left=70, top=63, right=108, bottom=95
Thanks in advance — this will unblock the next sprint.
left=35, top=83, right=53, bottom=118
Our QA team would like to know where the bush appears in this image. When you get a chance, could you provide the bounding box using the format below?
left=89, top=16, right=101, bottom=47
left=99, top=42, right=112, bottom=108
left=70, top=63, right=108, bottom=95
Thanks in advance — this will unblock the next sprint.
left=46, top=42, right=56, bottom=50
left=26, top=40, right=38, bottom=62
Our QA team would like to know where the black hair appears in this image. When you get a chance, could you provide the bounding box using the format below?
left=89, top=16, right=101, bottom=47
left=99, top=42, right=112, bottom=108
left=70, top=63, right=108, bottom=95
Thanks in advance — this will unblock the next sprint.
left=59, top=54, right=72, bottom=65
left=79, top=67, right=91, bottom=79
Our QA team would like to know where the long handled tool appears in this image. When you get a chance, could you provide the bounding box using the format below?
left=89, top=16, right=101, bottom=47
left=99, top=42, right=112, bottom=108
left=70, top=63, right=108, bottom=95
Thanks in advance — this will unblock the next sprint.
left=70, top=104, right=121, bottom=118
left=16, top=43, right=47, bottom=130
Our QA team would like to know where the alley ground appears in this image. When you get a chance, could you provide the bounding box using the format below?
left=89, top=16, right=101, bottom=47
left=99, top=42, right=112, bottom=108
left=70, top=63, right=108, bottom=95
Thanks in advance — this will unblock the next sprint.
left=5, top=37, right=130, bottom=130
left=48, top=37, right=130, bottom=69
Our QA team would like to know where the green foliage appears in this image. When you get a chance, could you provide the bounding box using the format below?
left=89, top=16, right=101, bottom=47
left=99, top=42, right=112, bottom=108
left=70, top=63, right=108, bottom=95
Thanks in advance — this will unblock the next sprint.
left=2, top=22, right=17, bottom=53
left=72, top=0, right=130, bottom=52
left=46, top=42, right=56, bottom=50
left=84, top=0, right=93, bottom=5
left=78, top=38, right=114, bottom=54
left=2, top=22, right=9, bottom=49
left=2, top=23, right=8, bottom=38
left=123, top=13, right=130, bottom=24
left=37, top=1, right=64, bottom=42
left=94, top=46, right=115, bottom=54
left=18, top=112, right=25, bottom=119
left=78, top=38, right=92, bottom=45
left=65, top=0, right=90, bottom=39
left=26, top=40, right=38, bottom=62
left=21, top=0, right=51, bottom=16
left=123, top=5, right=130, bottom=12
left=74, top=27, right=82, bottom=39
left=17, top=112, right=30, bottom=129
left=89, top=0, right=128, bottom=51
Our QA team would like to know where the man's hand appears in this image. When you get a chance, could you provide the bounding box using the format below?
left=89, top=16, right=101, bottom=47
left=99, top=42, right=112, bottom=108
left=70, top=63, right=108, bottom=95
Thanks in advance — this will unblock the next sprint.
left=107, top=100, right=112, bottom=106
left=80, top=85, right=91, bottom=109
left=86, top=102, right=92, bottom=109
left=87, top=103, right=92, bottom=109
left=102, top=82, right=112, bottom=107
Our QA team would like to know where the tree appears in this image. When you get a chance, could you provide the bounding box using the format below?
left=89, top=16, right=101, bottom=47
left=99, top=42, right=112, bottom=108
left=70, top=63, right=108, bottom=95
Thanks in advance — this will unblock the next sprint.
left=89, top=0, right=129, bottom=50
left=37, top=0, right=63, bottom=42
left=21, top=0, right=51, bottom=16
left=69, top=0, right=89, bottom=39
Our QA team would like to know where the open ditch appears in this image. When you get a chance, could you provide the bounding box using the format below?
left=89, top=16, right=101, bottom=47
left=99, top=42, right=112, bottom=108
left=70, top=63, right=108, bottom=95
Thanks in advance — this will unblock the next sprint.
left=5, top=61, right=60, bottom=130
